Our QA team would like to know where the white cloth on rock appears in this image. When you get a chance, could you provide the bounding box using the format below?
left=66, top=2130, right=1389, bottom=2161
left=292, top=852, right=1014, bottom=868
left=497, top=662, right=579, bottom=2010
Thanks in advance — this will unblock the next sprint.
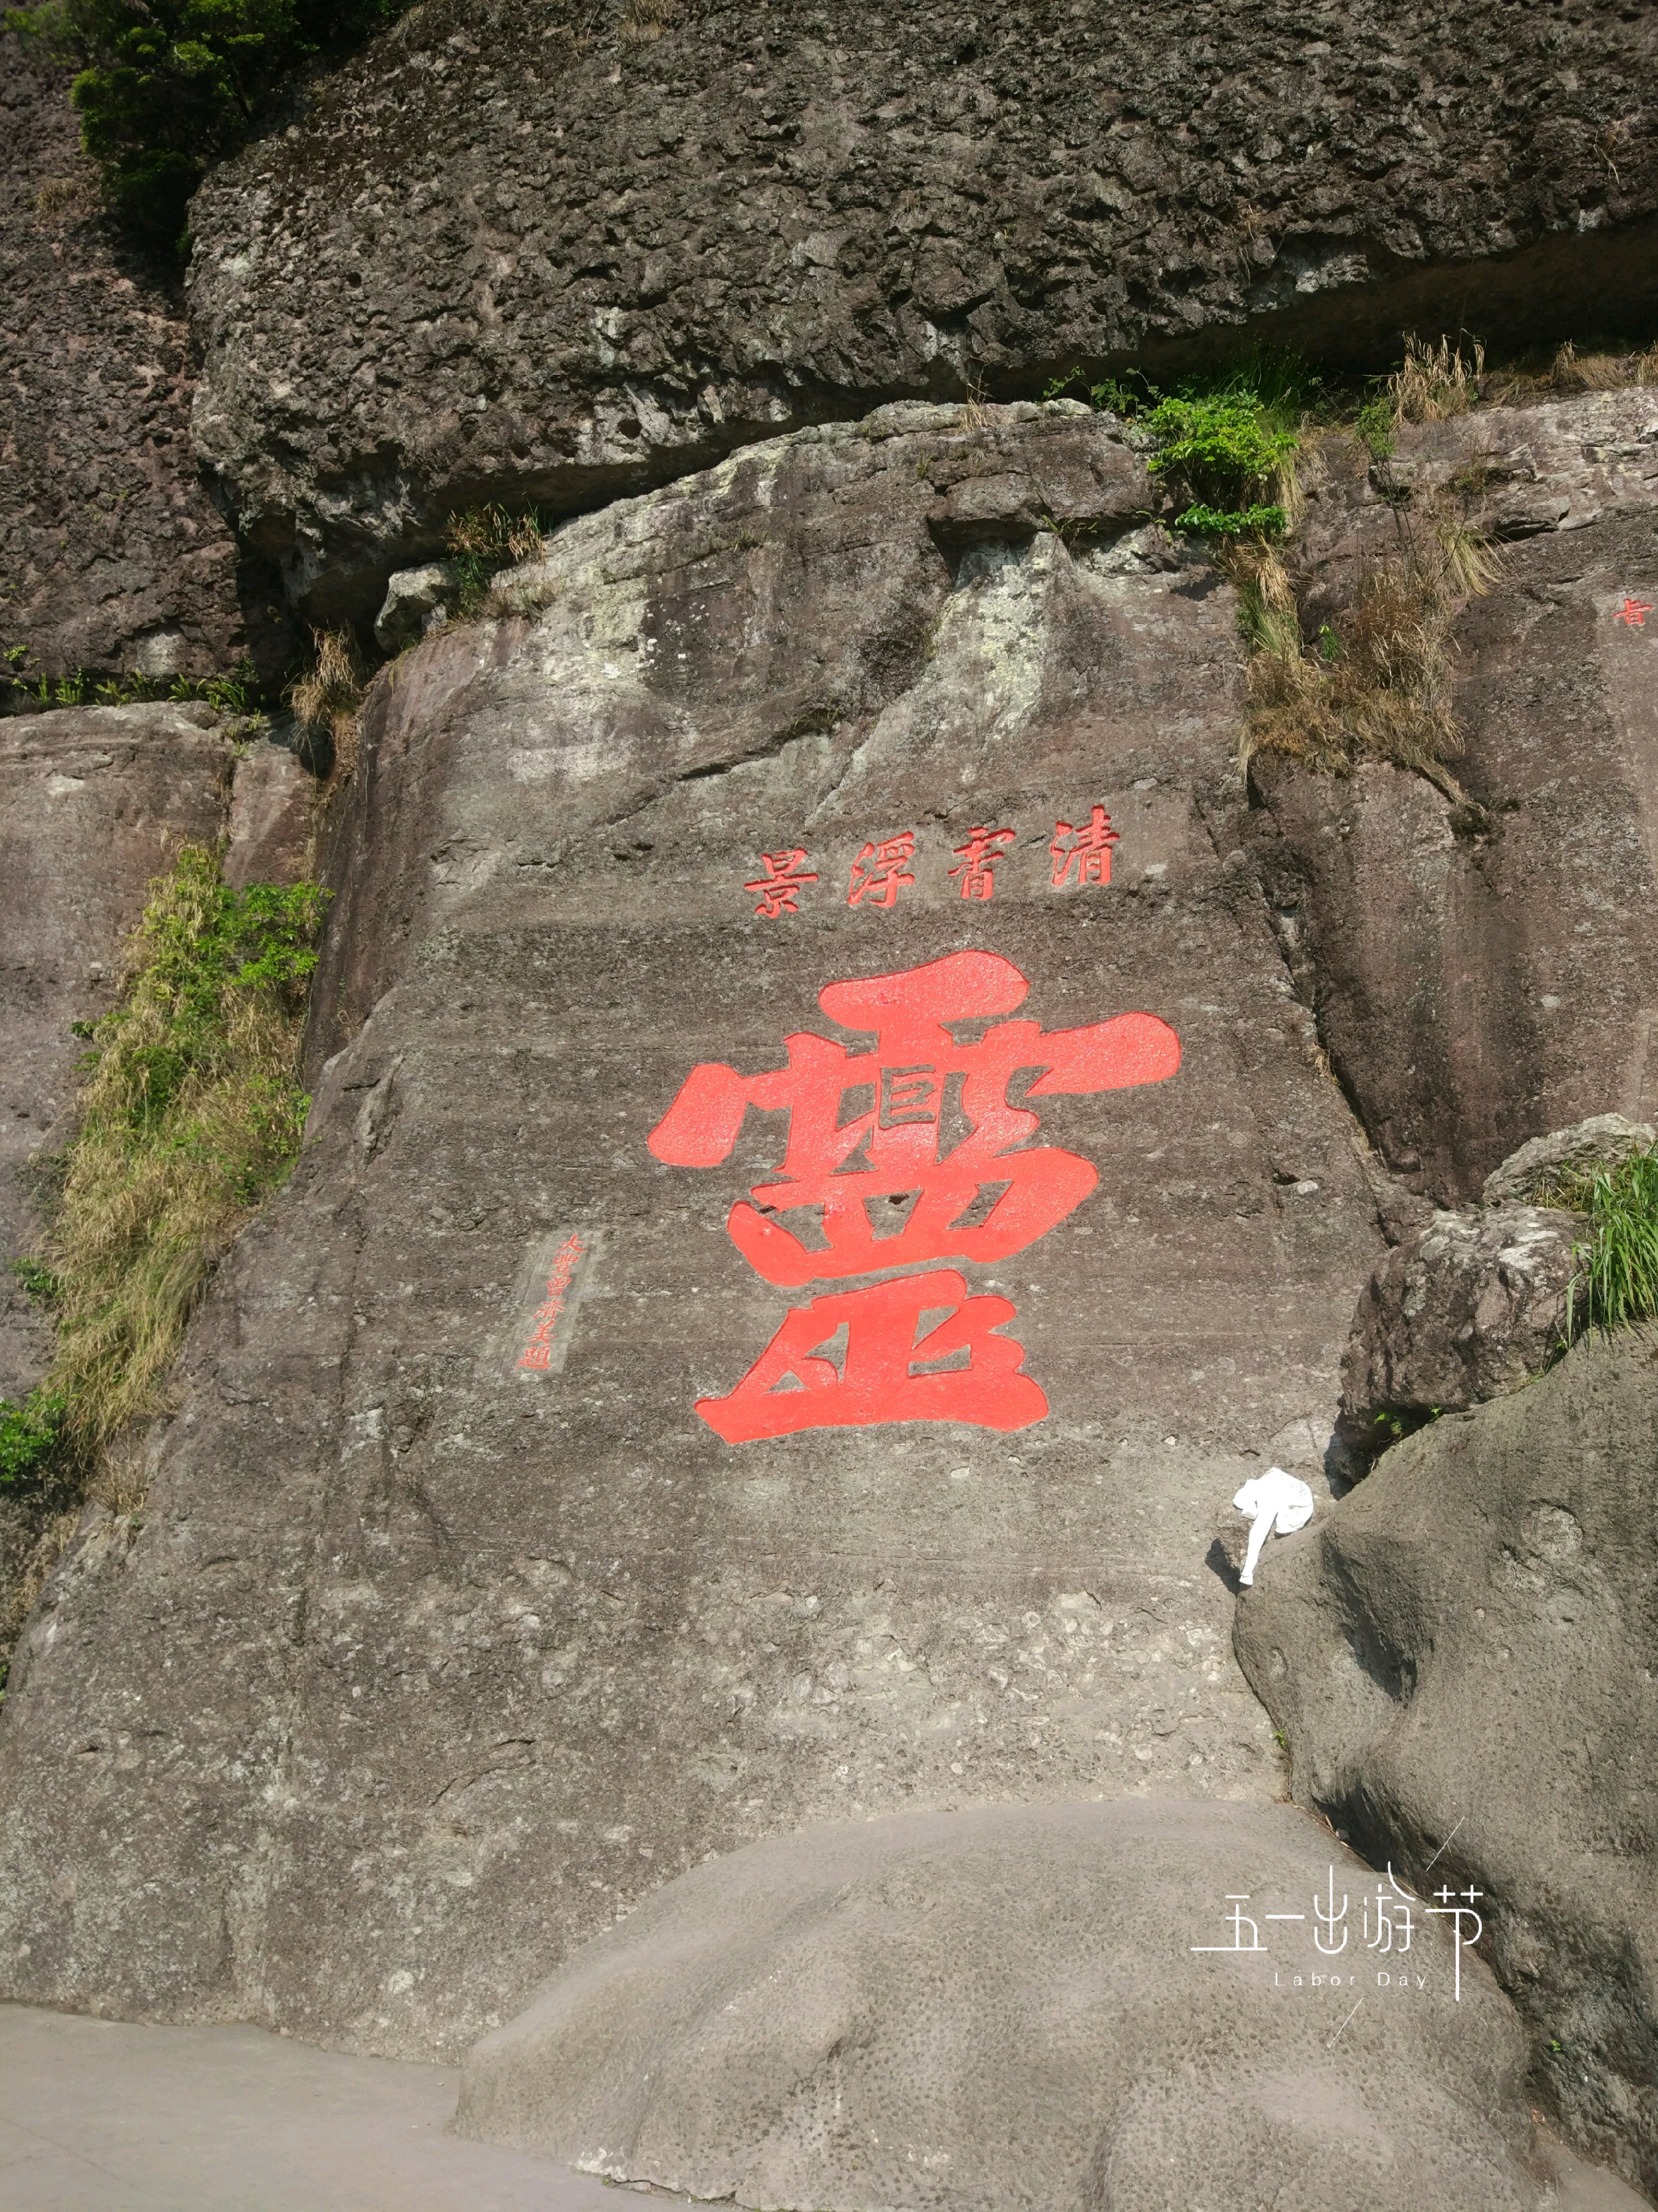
left=1232, top=1467, right=1315, bottom=1586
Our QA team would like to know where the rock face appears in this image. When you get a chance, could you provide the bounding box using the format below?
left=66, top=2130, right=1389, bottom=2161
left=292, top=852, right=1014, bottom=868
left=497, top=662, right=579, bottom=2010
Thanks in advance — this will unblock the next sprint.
left=0, top=403, right=1389, bottom=2058
left=1482, top=1112, right=1655, bottom=1208
left=1235, top=1335, right=1658, bottom=2200
left=1241, top=390, right=1658, bottom=1204
left=0, top=35, right=274, bottom=688
left=185, top=0, right=1658, bottom=622
left=459, top=1799, right=1548, bottom=2212
left=1336, top=1203, right=1581, bottom=1448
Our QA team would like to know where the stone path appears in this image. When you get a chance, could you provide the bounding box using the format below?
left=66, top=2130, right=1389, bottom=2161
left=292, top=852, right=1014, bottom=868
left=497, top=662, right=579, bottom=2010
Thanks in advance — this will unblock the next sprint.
left=0, top=2002, right=689, bottom=2211
left=1, top=1999, right=1646, bottom=2210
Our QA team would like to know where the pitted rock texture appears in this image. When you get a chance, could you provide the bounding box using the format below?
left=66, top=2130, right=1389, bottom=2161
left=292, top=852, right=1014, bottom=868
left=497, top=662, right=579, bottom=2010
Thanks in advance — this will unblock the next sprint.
left=185, top=0, right=1658, bottom=622
left=459, top=1800, right=1548, bottom=2212
left=0, top=35, right=280, bottom=688
left=1482, top=1111, right=1655, bottom=1207
left=1239, top=390, right=1658, bottom=1205
left=0, top=404, right=1387, bottom=2058
left=1235, top=1335, right=1658, bottom=2199
left=1336, top=1202, right=1581, bottom=1449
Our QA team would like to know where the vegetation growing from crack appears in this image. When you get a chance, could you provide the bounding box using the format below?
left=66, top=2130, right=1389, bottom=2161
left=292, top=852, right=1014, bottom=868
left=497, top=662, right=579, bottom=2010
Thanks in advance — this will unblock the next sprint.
left=1537, top=1144, right=1658, bottom=1342
left=445, top=503, right=550, bottom=616
left=2, top=845, right=328, bottom=1499
left=1, top=646, right=262, bottom=718
left=287, top=627, right=367, bottom=787
left=4, top=0, right=417, bottom=252
left=1044, top=357, right=1304, bottom=538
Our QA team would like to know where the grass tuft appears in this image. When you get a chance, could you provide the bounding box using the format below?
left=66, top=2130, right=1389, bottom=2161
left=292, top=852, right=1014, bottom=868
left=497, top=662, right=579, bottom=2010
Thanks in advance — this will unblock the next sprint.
left=444, top=504, right=549, bottom=616
left=19, top=845, right=328, bottom=1479
left=288, top=629, right=367, bottom=785
left=1540, top=1146, right=1658, bottom=1341
left=1235, top=513, right=1500, bottom=792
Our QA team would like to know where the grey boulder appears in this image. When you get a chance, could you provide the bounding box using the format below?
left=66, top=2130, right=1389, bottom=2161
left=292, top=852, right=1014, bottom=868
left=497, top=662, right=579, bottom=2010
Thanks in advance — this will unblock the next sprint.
left=1481, top=1115, right=1655, bottom=1209
left=1337, top=1204, right=1581, bottom=1450
left=372, top=562, right=464, bottom=655
left=1236, top=1335, right=1658, bottom=2199
left=458, top=1798, right=1553, bottom=2212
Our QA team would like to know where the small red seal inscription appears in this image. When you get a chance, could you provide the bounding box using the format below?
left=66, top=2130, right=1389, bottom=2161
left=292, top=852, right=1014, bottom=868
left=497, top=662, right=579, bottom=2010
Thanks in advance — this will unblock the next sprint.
left=1050, top=805, right=1121, bottom=888
left=745, top=848, right=818, bottom=917
left=516, top=1231, right=587, bottom=1370
left=1614, top=597, right=1654, bottom=629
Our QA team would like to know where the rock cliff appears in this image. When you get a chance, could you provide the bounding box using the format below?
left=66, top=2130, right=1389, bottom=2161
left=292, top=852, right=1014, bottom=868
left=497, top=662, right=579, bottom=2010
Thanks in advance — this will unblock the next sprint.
left=0, top=36, right=276, bottom=689
left=185, top=0, right=1658, bottom=623
left=5, top=11, right=1658, bottom=2205
left=0, top=402, right=1388, bottom=2056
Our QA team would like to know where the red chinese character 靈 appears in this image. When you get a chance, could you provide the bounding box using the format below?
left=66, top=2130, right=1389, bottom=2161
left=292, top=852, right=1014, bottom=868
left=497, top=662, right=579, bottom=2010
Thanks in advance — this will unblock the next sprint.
left=649, top=950, right=1180, bottom=1435
left=745, top=848, right=818, bottom=918
left=848, top=831, right=916, bottom=908
left=1050, top=805, right=1121, bottom=888
left=1614, top=596, right=1654, bottom=629
left=949, top=825, right=1015, bottom=901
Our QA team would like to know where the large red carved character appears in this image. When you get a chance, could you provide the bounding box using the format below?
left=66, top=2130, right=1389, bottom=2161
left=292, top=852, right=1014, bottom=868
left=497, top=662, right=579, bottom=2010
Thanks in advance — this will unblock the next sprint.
left=649, top=951, right=1180, bottom=1439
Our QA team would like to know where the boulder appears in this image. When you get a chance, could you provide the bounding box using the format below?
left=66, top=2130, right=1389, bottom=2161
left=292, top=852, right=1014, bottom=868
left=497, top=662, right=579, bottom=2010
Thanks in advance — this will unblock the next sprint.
left=1482, top=1115, right=1655, bottom=1209
left=458, top=1798, right=1551, bottom=2212
left=1235, top=1335, right=1658, bottom=2199
left=372, top=563, right=465, bottom=656
left=0, top=404, right=1388, bottom=2057
left=1239, top=391, right=1658, bottom=1205
left=184, top=0, right=1658, bottom=621
left=1336, top=1204, right=1581, bottom=1450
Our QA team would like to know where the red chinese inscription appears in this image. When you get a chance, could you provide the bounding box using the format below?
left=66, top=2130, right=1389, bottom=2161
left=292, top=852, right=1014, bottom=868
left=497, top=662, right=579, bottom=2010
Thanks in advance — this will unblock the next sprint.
left=648, top=950, right=1181, bottom=1438
left=516, top=1231, right=587, bottom=1371
left=745, top=848, right=818, bottom=917
left=848, top=832, right=916, bottom=908
left=1050, top=805, right=1121, bottom=888
left=949, top=825, right=1015, bottom=901
left=1615, top=597, right=1654, bottom=629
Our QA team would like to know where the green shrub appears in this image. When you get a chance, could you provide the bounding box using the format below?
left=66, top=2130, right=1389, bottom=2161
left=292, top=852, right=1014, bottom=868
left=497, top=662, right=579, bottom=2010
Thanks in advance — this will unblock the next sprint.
left=1144, top=388, right=1299, bottom=539
left=6, top=0, right=414, bottom=251
left=1549, top=1145, right=1658, bottom=1340
left=0, top=1389, right=64, bottom=1484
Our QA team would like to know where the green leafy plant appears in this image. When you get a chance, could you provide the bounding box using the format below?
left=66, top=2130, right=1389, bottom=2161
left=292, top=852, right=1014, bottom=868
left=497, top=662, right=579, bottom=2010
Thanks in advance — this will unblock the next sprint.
left=1144, top=388, right=1299, bottom=539
left=35, top=844, right=328, bottom=1467
left=0, top=1389, right=65, bottom=1484
left=9, top=1258, right=60, bottom=1304
left=6, top=0, right=415, bottom=251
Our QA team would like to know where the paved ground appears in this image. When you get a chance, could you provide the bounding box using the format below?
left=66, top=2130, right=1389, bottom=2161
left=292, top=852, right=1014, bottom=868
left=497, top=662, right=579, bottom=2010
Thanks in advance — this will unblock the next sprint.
left=0, top=2004, right=691, bottom=2211
left=2, top=1999, right=1648, bottom=2210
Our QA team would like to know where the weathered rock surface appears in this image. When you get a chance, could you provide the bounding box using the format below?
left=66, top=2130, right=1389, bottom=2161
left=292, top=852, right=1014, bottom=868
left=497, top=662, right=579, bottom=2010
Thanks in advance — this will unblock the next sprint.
left=459, top=1799, right=1550, bottom=2212
left=373, top=563, right=464, bottom=655
left=0, top=35, right=277, bottom=688
left=1241, top=390, right=1658, bottom=1204
left=1336, top=1203, right=1581, bottom=1448
left=1235, top=1335, right=1658, bottom=2199
left=185, top=0, right=1658, bottom=622
left=0, top=404, right=1389, bottom=2058
left=1482, top=1112, right=1655, bottom=1208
